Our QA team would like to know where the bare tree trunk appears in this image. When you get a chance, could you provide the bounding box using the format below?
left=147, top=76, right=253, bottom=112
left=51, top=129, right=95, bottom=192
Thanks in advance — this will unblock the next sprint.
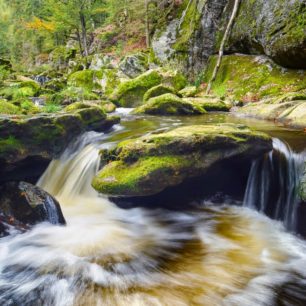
left=76, top=28, right=83, bottom=55
left=145, top=0, right=150, bottom=48
left=206, top=0, right=240, bottom=94
left=80, top=11, right=88, bottom=57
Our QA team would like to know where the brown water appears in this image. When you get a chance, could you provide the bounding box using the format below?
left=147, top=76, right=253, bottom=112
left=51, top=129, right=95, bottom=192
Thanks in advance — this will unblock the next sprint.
left=0, top=110, right=305, bottom=306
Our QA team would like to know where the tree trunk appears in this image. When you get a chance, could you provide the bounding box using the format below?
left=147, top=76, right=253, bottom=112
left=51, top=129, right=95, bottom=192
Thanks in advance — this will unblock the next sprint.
left=145, top=0, right=150, bottom=48
left=206, top=0, right=240, bottom=94
left=76, top=28, right=83, bottom=55
left=80, top=11, right=88, bottom=57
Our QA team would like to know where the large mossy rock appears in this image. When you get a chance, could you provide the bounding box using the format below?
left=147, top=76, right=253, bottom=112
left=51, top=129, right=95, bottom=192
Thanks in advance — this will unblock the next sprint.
left=118, top=53, right=149, bottom=78
left=133, top=93, right=205, bottom=116
left=238, top=93, right=306, bottom=129
left=0, top=108, right=120, bottom=182
left=92, top=124, right=272, bottom=197
left=110, top=69, right=187, bottom=107
left=227, top=0, right=306, bottom=69
left=203, top=55, right=306, bottom=102
left=143, top=85, right=177, bottom=102
left=185, top=97, right=231, bottom=112
left=110, top=70, right=163, bottom=107
left=0, top=181, right=65, bottom=237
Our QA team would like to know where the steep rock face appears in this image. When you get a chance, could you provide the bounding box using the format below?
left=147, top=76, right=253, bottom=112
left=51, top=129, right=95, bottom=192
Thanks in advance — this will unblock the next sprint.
left=227, top=0, right=306, bottom=69
left=153, top=0, right=306, bottom=75
left=152, top=0, right=227, bottom=76
left=92, top=124, right=272, bottom=197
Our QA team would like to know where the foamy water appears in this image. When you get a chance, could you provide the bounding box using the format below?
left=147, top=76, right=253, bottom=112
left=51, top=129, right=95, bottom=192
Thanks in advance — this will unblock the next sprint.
left=0, top=127, right=305, bottom=305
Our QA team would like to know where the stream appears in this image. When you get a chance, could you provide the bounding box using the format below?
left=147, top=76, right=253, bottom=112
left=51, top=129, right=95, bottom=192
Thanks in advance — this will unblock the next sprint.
left=0, top=110, right=306, bottom=306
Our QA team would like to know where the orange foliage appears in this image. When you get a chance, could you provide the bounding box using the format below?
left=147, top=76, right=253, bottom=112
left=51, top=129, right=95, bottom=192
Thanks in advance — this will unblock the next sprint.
left=25, top=17, right=55, bottom=32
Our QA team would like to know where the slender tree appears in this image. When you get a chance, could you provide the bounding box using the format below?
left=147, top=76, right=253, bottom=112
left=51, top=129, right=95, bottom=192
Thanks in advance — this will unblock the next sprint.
left=206, top=0, right=240, bottom=94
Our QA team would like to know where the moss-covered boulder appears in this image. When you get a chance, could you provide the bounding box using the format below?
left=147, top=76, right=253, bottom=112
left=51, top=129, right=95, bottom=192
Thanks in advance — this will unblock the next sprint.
left=118, top=53, right=149, bottom=78
left=0, top=80, right=40, bottom=100
left=133, top=93, right=205, bottom=116
left=203, top=55, right=306, bottom=102
left=226, top=0, right=306, bottom=69
left=49, top=46, right=77, bottom=69
left=0, top=100, right=20, bottom=115
left=186, top=97, right=231, bottom=112
left=0, top=109, right=120, bottom=182
left=51, top=86, right=100, bottom=105
left=92, top=124, right=272, bottom=196
left=110, top=69, right=187, bottom=107
left=238, top=93, right=306, bottom=129
left=68, top=70, right=99, bottom=91
left=110, top=70, right=163, bottom=107
left=64, top=100, right=116, bottom=113
left=143, top=85, right=177, bottom=102
left=179, top=86, right=198, bottom=97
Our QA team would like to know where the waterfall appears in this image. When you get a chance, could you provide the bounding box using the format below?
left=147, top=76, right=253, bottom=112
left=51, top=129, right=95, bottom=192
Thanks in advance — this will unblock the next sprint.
left=1, top=131, right=306, bottom=305
left=243, top=138, right=306, bottom=231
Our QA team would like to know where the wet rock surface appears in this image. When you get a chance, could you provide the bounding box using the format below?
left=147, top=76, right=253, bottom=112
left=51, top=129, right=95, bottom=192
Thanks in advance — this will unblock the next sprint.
left=0, top=109, right=120, bottom=183
left=92, top=123, right=272, bottom=197
left=0, top=182, right=65, bottom=237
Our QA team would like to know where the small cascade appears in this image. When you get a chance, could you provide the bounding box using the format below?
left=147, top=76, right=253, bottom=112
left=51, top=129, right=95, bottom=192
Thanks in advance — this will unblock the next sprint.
left=243, top=138, right=306, bottom=231
left=33, top=75, right=50, bottom=85
left=37, top=131, right=104, bottom=200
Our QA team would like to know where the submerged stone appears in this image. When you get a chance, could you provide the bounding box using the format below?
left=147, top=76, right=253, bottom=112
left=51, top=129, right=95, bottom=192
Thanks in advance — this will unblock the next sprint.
left=92, top=124, right=272, bottom=197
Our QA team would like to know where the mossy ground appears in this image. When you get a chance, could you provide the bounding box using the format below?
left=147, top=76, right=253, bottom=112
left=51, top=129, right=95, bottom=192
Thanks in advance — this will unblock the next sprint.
left=203, top=55, right=306, bottom=102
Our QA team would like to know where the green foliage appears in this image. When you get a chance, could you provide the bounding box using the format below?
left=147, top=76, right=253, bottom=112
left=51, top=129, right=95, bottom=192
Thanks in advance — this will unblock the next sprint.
left=42, top=103, right=62, bottom=113
left=0, top=99, right=20, bottom=114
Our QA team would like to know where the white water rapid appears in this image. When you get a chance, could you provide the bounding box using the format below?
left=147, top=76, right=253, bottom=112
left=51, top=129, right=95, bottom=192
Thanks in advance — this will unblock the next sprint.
left=0, top=131, right=306, bottom=306
left=243, top=138, right=306, bottom=231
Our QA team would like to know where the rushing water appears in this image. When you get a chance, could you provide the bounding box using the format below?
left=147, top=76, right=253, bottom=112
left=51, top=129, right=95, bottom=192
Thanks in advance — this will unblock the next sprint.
left=0, top=112, right=306, bottom=305
left=243, top=138, right=306, bottom=232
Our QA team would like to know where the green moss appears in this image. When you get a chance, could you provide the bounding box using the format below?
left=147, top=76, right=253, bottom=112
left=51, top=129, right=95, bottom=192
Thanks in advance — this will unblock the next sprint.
left=179, top=86, right=198, bottom=97
left=111, top=70, right=163, bottom=107
left=143, top=85, right=177, bottom=102
left=20, top=99, right=40, bottom=114
left=172, top=0, right=201, bottom=53
left=42, top=103, right=62, bottom=113
left=134, top=93, right=206, bottom=115
left=52, top=86, right=100, bottom=104
left=0, top=136, right=22, bottom=155
left=186, top=97, right=230, bottom=112
left=92, top=155, right=189, bottom=195
left=0, top=100, right=20, bottom=115
left=92, top=123, right=271, bottom=196
left=68, top=70, right=101, bottom=91
left=203, top=55, right=306, bottom=102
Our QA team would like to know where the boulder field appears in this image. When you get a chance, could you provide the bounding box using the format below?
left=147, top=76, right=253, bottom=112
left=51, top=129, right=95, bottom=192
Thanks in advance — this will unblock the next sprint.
left=92, top=123, right=272, bottom=197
